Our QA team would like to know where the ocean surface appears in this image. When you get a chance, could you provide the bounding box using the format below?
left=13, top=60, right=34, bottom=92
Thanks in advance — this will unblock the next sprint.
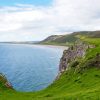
left=0, top=44, right=65, bottom=92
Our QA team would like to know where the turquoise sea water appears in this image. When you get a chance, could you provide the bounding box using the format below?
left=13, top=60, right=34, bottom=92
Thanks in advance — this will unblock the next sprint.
left=0, top=44, right=64, bottom=92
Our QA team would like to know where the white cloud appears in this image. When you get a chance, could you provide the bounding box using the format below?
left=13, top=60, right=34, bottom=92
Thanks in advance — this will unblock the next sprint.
left=0, top=0, right=100, bottom=41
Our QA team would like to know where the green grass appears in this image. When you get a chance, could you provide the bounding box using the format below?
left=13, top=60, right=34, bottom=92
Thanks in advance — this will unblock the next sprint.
left=40, top=31, right=100, bottom=46
left=0, top=36, right=100, bottom=100
left=0, top=67, right=100, bottom=100
left=76, top=35, right=100, bottom=46
left=40, top=34, right=78, bottom=46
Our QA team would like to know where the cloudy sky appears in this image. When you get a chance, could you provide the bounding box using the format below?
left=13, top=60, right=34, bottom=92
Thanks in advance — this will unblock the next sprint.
left=0, top=0, right=100, bottom=41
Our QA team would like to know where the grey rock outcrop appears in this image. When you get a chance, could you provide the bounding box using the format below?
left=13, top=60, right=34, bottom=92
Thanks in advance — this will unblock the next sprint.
left=59, top=42, right=89, bottom=73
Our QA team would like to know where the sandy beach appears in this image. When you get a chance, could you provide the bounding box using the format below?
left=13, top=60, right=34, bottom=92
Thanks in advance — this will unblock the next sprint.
left=35, top=44, right=68, bottom=50
left=0, top=42, right=68, bottom=50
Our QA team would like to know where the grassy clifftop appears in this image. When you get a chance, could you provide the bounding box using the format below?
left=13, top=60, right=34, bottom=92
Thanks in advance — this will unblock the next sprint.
left=0, top=33, right=100, bottom=100
left=39, top=31, right=100, bottom=46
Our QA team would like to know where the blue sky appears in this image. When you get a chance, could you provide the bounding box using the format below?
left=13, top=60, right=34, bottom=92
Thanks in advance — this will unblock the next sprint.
left=0, top=0, right=100, bottom=42
left=0, top=0, right=52, bottom=6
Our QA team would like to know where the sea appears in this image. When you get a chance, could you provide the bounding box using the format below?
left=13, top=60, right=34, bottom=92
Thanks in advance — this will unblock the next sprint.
left=0, top=43, right=66, bottom=92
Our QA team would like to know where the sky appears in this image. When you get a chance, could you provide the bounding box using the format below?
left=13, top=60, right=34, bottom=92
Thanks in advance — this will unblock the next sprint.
left=0, top=0, right=100, bottom=41
left=0, top=0, right=52, bottom=6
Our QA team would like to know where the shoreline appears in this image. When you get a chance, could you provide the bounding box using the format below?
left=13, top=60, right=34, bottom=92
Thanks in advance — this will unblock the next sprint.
left=0, top=42, right=68, bottom=50
left=35, top=44, right=68, bottom=50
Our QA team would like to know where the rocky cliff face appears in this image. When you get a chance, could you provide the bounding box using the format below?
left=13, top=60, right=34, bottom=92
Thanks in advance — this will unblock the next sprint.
left=0, top=73, right=13, bottom=89
left=59, top=42, right=89, bottom=73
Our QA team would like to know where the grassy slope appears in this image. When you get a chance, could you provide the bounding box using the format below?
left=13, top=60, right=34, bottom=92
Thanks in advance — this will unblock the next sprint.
left=40, top=31, right=100, bottom=46
left=39, top=33, right=78, bottom=46
left=0, top=35, right=100, bottom=100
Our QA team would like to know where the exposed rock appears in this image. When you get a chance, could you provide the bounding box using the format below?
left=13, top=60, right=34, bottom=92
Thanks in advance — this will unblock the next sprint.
left=59, top=42, right=89, bottom=73
left=0, top=73, right=13, bottom=89
left=5, top=82, right=12, bottom=88
left=88, top=45, right=96, bottom=48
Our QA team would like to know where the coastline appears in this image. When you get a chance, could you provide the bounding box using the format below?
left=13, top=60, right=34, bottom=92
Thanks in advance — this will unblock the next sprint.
left=35, top=44, right=68, bottom=50
left=0, top=42, right=68, bottom=50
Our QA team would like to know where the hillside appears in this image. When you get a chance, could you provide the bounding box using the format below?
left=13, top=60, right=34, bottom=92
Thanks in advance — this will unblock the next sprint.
left=0, top=33, right=100, bottom=100
left=39, top=31, right=100, bottom=46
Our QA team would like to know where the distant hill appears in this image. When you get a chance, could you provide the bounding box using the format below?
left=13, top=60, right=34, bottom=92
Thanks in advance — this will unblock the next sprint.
left=39, top=31, right=100, bottom=45
left=74, top=31, right=100, bottom=38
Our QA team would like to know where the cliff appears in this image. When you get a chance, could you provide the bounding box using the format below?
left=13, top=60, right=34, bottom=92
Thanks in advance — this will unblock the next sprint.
left=59, top=42, right=88, bottom=72
left=59, top=40, right=99, bottom=74
left=0, top=73, right=13, bottom=90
